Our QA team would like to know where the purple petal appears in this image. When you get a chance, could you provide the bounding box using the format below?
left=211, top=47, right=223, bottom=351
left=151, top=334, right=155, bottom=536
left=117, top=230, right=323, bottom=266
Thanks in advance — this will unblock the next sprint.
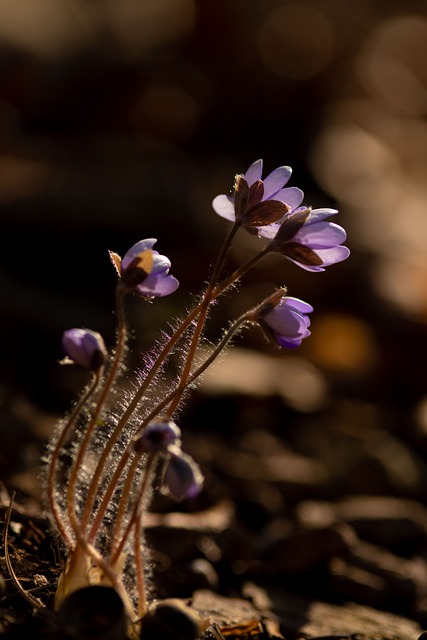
left=266, top=306, right=310, bottom=338
left=136, top=273, right=179, bottom=297
left=122, top=238, right=157, bottom=272
left=163, top=450, right=203, bottom=500
left=306, top=208, right=338, bottom=222
left=294, top=221, right=347, bottom=249
left=263, top=166, right=292, bottom=198
left=314, top=245, right=351, bottom=266
left=61, top=328, right=107, bottom=370
left=280, top=296, right=314, bottom=315
left=150, top=252, right=172, bottom=275
left=277, top=332, right=311, bottom=348
left=212, top=194, right=236, bottom=221
left=273, top=186, right=304, bottom=210
left=243, top=159, right=263, bottom=186
left=286, top=245, right=350, bottom=272
left=257, top=222, right=280, bottom=240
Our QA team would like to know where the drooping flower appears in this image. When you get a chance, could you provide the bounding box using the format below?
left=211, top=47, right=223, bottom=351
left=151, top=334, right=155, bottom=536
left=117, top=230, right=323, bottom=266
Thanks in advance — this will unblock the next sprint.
left=133, top=420, right=182, bottom=453
left=258, top=296, right=313, bottom=348
left=61, top=328, right=107, bottom=371
left=110, top=238, right=179, bottom=297
left=264, top=207, right=350, bottom=272
left=212, top=159, right=304, bottom=231
left=162, top=447, right=204, bottom=500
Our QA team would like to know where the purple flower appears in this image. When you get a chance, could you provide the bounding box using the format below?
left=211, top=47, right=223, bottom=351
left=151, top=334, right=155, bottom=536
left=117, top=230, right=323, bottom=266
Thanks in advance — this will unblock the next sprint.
left=162, top=447, right=204, bottom=501
left=264, top=207, right=350, bottom=272
left=61, top=328, right=107, bottom=371
left=259, top=296, right=313, bottom=348
left=114, top=238, right=179, bottom=297
left=133, top=420, right=182, bottom=453
left=212, top=159, right=304, bottom=230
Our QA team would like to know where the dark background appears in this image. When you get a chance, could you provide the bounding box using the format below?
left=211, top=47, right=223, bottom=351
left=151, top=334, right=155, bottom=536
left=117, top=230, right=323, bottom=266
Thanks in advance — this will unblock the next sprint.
left=0, top=0, right=427, bottom=455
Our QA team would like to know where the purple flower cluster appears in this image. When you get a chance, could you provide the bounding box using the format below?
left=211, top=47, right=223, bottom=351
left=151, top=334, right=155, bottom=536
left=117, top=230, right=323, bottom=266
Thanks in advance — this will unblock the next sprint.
left=212, top=159, right=349, bottom=272
left=213, top=159, right=350, bottom=347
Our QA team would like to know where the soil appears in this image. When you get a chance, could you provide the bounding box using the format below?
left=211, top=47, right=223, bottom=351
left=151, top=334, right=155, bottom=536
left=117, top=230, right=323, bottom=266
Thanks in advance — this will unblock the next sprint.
left=0, top=384, right=426, bottom=640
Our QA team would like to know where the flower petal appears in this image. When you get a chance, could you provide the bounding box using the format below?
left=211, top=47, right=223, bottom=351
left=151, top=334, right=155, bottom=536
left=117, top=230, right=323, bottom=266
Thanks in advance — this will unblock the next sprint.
left=294, top=221, right=347, bottom=249
left=277, top=331, right=311, bottom=348
left=314, top=245, right=351, bottom=266
left=280, top=296, right=314, bottom=315
left=136, top=273, right=179, bottom=297
left=263, top=166, right=292, bottom=198
left=273, top=186, right=304, bottom=210
left=150, top=252, right=172, bottom=275
left=212, top=194, right=235, bottom=221
left=307, top=208, right=338, bottom=222
left=243, top=159, right=263, bottom=185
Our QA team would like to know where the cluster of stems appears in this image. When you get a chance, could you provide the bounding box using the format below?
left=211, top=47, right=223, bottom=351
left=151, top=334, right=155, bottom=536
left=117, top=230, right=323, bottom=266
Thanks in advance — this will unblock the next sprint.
left=46, top=219, right=279, bottom=629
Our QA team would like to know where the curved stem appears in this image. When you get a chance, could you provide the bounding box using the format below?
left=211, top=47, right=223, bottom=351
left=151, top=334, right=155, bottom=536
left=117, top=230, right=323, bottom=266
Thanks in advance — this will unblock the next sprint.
left=110, top=454, right=156, bottom=565
left=165, top=221, right=240, bottom=417
left=48, top=371, right=100, bottom=547
left=74, top=285, right=128, bottom=535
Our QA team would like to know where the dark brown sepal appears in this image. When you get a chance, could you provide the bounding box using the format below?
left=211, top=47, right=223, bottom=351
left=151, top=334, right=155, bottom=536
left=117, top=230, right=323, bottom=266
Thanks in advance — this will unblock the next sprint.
left=259, top=322, right=281, bottom=347
left=243, top=200, right=289, bottom=228
left=282, top=243, right=323, bottom=266
left=248, top=179, right=264, bottom=207
left=271, top=207, right=311, bottom=246
left=234, top=175, right=250, bottom=222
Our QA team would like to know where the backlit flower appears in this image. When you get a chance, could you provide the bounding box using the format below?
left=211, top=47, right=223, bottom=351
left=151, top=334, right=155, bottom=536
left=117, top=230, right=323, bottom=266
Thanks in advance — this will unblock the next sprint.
left=212, top=159, right=304, bottom=231
left=162, top=447, right=203, bottom=500
left=265, top=207, right=350, bottom=272
left=112, top=238, right=179, bottom=297
left=259, top=296, right=313, bottom=348
left=133, top=420, right=182, bottom=453
left=61, top=328, right=107, bottom=371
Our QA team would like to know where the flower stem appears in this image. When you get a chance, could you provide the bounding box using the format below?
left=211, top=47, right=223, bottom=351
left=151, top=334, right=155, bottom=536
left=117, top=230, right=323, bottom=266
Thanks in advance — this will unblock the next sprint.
left=47, top=371, right=101, bottom=547
left=92, top=312, right=250, bottom=550
left=165, top=221, right=240, bottom=417
left=86, top=241, right=270, bottom=546
left=70, top=285, right=128, bottom=537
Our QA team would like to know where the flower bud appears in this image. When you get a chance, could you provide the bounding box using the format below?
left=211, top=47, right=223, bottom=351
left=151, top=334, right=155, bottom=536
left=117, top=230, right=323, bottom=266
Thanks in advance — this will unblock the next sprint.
left=133, top=420, right=181, bottom=453
left=163, top=448, right=203, bottom=501
left=61, top=328, right=107, bottom=371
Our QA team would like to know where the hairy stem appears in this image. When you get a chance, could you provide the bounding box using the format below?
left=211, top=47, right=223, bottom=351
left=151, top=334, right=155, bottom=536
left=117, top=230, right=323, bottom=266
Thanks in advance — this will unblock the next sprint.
left=72, top=285, right=128, bottom=536
left=165, top=221, right=240, bottom=417
left=48, top=371, right=101, bottom=547
left=92, top=312, right=250, bottom=549
left=86, top=242, right=271, bottom=545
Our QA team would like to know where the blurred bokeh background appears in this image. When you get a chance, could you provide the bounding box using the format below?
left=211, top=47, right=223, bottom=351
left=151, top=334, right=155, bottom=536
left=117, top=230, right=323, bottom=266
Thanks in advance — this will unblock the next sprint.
left=1, top=0, right=427, bottom=474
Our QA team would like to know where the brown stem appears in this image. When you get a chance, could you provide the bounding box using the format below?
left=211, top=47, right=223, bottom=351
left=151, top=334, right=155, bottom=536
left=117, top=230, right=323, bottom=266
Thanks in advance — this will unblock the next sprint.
left=48, top=371, right=101, bottom=547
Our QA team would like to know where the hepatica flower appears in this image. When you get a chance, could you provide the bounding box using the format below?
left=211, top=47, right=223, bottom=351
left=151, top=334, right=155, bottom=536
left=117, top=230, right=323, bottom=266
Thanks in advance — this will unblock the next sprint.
left=61, top=328, right=107, bottom=371
left=258, top=296, right=313, bottom=348
left=212, top=158, right=304, bottom=231
left=213, top=159, right=349, bottom=272
left=111, top=238, right=179, bottom=297
left=265, top=206, right=350, bottom=272
left=162, top=446, right=204, bottom=501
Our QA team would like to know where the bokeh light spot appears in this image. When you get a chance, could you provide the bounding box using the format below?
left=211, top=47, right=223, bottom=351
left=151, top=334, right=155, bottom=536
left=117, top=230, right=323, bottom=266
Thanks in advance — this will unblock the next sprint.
left=358, top=15, right=427, bottom=116
left=257, top=4, right=334, bottom=80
